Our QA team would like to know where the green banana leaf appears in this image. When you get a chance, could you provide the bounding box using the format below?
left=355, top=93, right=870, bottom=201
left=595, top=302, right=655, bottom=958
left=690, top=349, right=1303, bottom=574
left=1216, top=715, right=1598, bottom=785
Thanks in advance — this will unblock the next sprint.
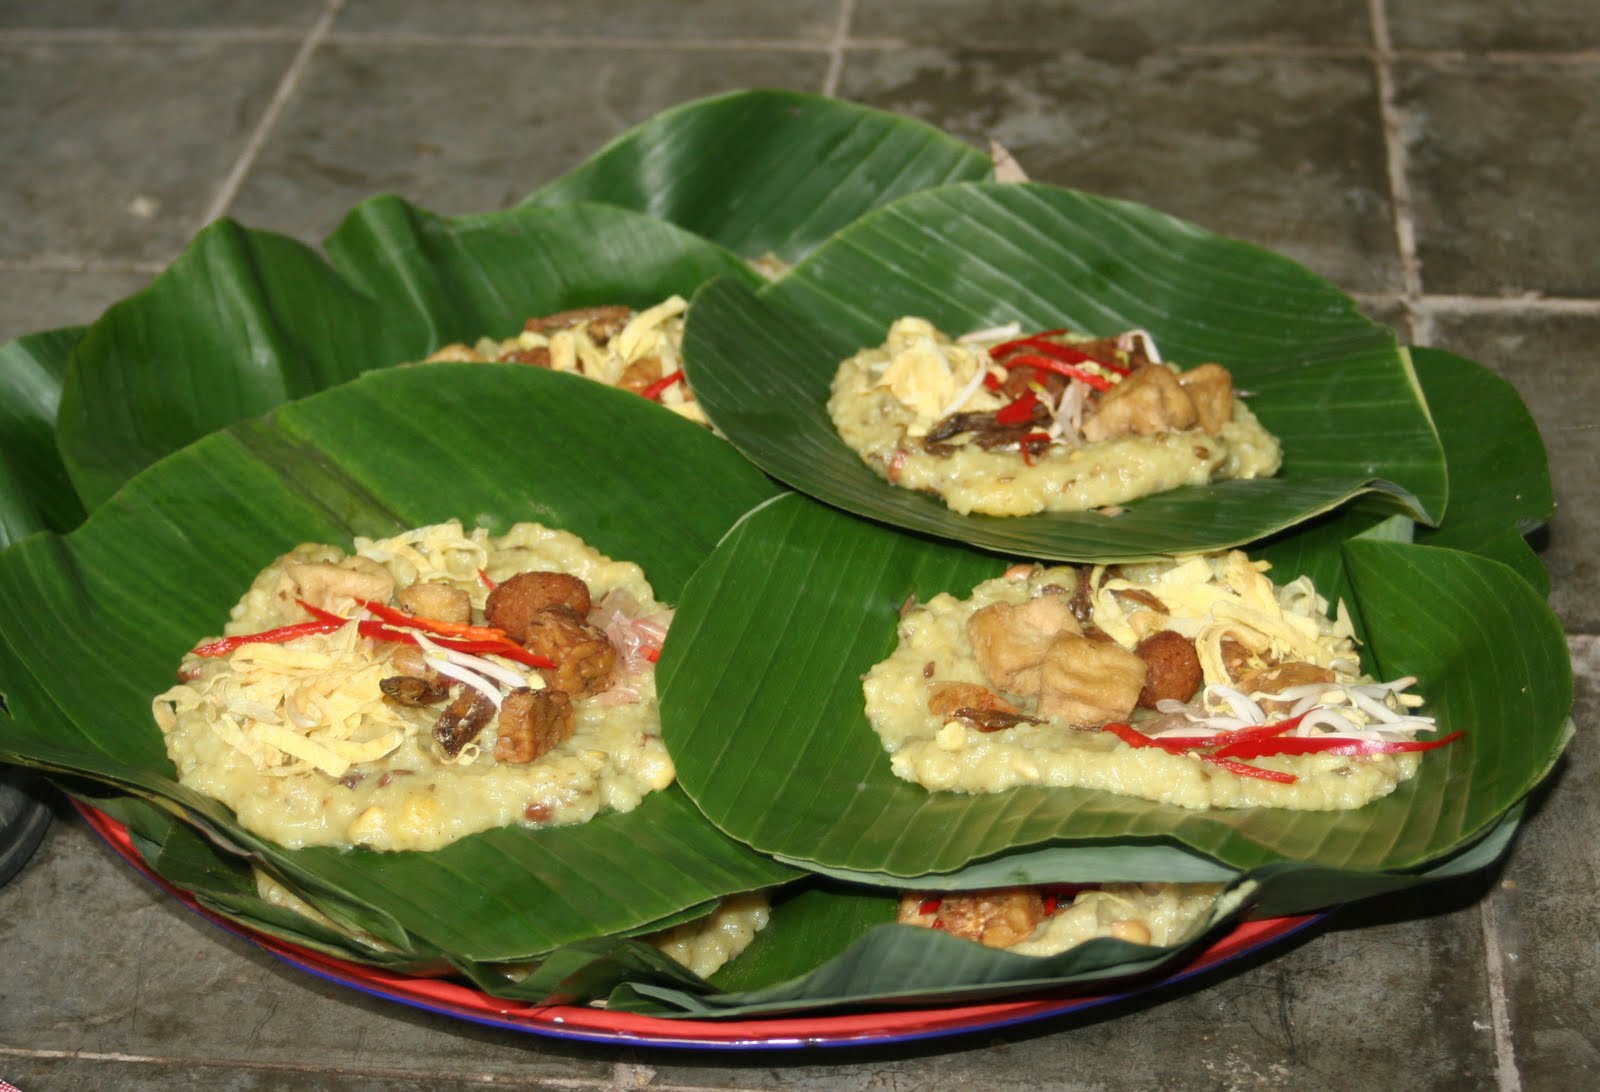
left=659, top=492, right=1570, bottom=878
left=524, top=89, right=993, bottom=264
left=1409, top=347, right=1552, bottom=594
left=681, top=182, right=1449, bottom=562
left=77, top=787, right=455, bottom=972
left=615, top=881, right=1261, bottom=1017
left=0, top=363, right=797, bottom=961
left=72, top=764, right=1530, bottom=1016
left=55, top=198, right=763, bottom=511
left=0, top=326, right=87, bottom=543
left=609, top=801, right=1528, bottom=1018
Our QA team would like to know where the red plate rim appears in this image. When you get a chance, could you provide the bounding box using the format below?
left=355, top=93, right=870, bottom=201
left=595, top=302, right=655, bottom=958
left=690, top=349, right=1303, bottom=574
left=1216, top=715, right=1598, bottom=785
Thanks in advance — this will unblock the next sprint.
left=77, top=802, right=1321, bottom=1049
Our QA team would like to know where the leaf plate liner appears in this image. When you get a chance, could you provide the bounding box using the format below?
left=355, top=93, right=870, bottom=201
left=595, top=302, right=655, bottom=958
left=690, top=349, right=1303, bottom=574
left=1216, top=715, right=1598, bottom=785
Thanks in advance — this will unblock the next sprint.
left=659, top=492, right=1570, bottom=879
left=682, top=181, right=1449, bottom=562
left=1, top=363, right=797, bottom=962
left=56, top=199, right=763, bottom=511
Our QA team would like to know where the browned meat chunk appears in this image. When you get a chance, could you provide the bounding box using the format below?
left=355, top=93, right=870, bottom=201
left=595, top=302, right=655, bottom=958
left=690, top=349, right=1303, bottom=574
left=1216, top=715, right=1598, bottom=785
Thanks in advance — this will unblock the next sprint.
left=433, top=688, right=496, bottom=757
left=997, top=365, right=1068, bottom=402
left=1112, top=586, right=1169, bottom=614
left=1037, top=631, right=1147, bottom=726
left=1080, top=364, right=1198, bottom=442
left=926, top=681, right=1040, bottom=732
left=523, top=305, right=631, bottom=343
left=967, top=594, right=1080, bottom=696
left=379, top=674, right=451, bottom=707
left=928, top=681, right=1018, bottom=718
left=494, top=687, right=574, bottom=764
left=1238, top=660, right=1338, bottom=713
left=1134, top=630, right=1203, bottom=708
left=396, top=581, right=472, bottom=625
left=524, top=607, right=617, bottom=697
left=485, top=571, right=593, bottom=641
left=897, top=889, right=1048, bottom=948
left=1177, top=363, right=1235, bottom=433
left=499, top=345, right=553, bottom=367
left=616, top=355, right=664, bottom=395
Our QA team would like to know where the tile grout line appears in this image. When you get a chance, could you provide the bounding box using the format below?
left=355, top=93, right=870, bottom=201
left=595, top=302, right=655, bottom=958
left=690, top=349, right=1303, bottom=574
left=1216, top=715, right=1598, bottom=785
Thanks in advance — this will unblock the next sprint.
left=1481, top=895, right=1523, bottom=1092
left=1376, top=15, right=1518, bottom=1088
left=1375, top=13, right=1519, bottom=1084
left=6, top=26, right=1600, bottom=66
left=1368, top=0, right=1429, bottom=344
left=195, top=0, right=346, bottom=230
left=0, top=1046, right=604, bottom=1088
left=822, top=0, right=859, bottom=96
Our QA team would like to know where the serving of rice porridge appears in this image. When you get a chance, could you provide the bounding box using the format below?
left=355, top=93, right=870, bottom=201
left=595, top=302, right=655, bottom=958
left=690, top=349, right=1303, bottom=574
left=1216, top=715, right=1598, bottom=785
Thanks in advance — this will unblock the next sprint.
left=828, top=317, right=1281, bottom=516
left=154, top=520, right=675, bottom=852
left=865, top=551, right=1456, bottom=811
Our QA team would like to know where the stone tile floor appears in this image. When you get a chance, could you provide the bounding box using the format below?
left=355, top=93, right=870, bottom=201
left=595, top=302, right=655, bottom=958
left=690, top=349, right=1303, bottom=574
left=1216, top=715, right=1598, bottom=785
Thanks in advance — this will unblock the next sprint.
left=0, top=1, right=1594, bottom=1088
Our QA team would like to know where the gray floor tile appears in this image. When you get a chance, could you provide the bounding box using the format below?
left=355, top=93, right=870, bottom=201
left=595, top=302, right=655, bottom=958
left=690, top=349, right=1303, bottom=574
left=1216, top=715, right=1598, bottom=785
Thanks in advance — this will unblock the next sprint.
left=838, top=48, right=1401, bottom=294
left=0, top=0, right=324, bottom=31
left=1427, top=310, right=1598, bottom=631
left=1487, top=636, right=1600, bottom=1090
left=1397, top=59, right=1600, bottom=298
left=0, top=1058, right=581, bottom=1092
left=333, top=0, right=841, bottom=40
left=0, top=817, right=618, bottom=1082
left=1357, top=295, right=1417, bottom=341
left=646, top=908, right=1495, bottom=1090
left=1387, top=0, right=1600, bottom=52
left=0, top=40, right=297, bottom=265
left=851, top=0, right=1373, bottom=50
left=0, top=268, right=155, bottom=345
left=225, top=40, right=830, bottom=241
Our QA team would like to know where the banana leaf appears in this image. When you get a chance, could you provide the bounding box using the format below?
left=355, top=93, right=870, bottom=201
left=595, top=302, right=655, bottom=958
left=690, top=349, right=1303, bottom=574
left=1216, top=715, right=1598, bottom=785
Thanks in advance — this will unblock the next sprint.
left=76, top=787, right=455, bottom=972
left=0, top=326, right=87, bottom=543
left=55, top=198, right=763, bottom=511
left=0, top=363, right=797, bottom=961
left=615, top=881, right=1262, bottom=1017
left=608, top=800, right=1528, bottom=1018
left=681, top=181, right=1449, bottom=562
left=524, top=89, right=993, bottom=264
left=1409, top=347, right=1552, bottom=594
left=72, top=763, right=1532, bottom=1016
left=659, top=492, right=1570, bottom=878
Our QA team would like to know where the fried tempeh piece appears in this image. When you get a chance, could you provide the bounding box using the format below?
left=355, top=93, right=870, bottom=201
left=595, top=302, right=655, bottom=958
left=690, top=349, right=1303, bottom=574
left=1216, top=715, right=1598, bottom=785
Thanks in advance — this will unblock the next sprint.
left=494, top=687, right=574, bottom=764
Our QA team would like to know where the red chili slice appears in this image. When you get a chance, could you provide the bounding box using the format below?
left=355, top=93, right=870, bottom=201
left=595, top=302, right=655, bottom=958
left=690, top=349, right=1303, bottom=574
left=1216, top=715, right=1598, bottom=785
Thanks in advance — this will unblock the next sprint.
left=1214, top=731, right=1465, bottom=761
left=1018, top=431, right=1052, bottom=465
left=640, top=369, right=685, bottom=401
left=1000, top=352, right=1114, bottom=392
left=190, top=619, right=344, bottom=657
left=995, top=389, right=1039, bottom=425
